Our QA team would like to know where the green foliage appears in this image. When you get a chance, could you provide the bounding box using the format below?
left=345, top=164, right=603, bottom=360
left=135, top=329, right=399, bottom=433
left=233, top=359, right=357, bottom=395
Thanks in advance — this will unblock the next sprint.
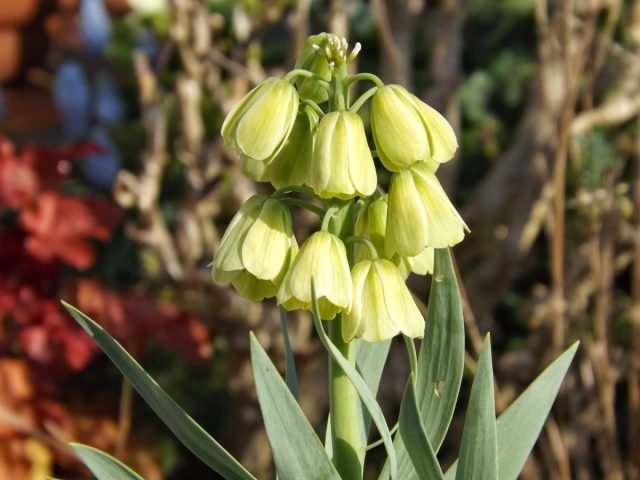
left=445, top=341, right=579, bottom=479
left=70, top=444, right=143, bottom=480
left=455, top=336, right=498, bottom=480
left=398, top=374, right=444, bottom=480
left=62, top=302, right=255, bottom=480
left=249, top=333, right=340, bottom=480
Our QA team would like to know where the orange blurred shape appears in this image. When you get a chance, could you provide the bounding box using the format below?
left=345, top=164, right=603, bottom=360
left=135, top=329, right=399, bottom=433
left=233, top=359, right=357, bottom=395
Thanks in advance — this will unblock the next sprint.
left=0, top=27, right=21, bottom=81
left=0, top=0, right=42, bottom=27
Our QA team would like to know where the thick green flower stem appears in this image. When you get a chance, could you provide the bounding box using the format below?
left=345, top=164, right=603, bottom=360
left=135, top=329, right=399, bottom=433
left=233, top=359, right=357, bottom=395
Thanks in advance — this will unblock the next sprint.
left=329, top=316, right=365, bottom=479
left=330, top=64, right=348, bottom=112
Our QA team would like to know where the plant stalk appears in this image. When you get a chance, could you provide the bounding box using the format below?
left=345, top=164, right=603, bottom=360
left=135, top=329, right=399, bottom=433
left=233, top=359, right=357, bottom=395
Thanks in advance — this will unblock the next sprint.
left=329, top=316, right=364, bottom=479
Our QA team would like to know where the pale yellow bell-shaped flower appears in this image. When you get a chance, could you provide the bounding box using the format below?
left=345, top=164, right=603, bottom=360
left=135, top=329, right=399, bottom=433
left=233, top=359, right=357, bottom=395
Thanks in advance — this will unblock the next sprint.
left=370, top=84, right=457, bottom=171
left=342, top=259, right=424, bottom=342
left=308, top=111, right=377, bottom=199
left=385, top=163, right=467, bottom=257
left=221, top=78, right=298, bottom=162
left=371, top=85, right=431, bottom=172
left=277, top=231, right=352, bottom=320
left=355, top=194, right=434, bottom=278
left=241, top=105, right=319, bottom=188
left=212, top=196, right=298, bottom=301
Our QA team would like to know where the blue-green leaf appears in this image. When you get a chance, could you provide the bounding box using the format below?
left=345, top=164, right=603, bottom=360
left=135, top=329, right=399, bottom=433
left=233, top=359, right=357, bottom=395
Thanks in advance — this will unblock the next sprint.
left=445, top=341, right=579, bottom=480
left=249, top=333, right=340, bottom=480
left=279, top=307, right=299, bottom=399
left=62, top=302, right=255, bottom=480
left=310, top=285, right=398, bottom=480
left=71, top=443, right=143, bottom=480
left=381, top=248, right=465, bottom=480
left=455, top=335, right=498, bottom=480
left=398, top=374, right=444, bottom=480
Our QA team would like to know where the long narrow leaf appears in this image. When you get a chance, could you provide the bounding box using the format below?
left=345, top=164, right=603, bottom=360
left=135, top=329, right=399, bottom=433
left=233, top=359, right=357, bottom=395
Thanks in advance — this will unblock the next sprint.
left=398, top=374, right=444, bottom=480
left=382, top=248, right=465, bottom=480
left=455, top=335, right=498, bottom=480
left=279, top=307, right=299, bottom=399
left=310, top=284, right=398, bottom=480
left=249, top=333, right=341, bottom=480
left=71, top=443, right=143, bottom=480
left=445, top=341, right=579, bottom=480
left=62, top=302, right=255, bottom=480
left=325, top=338, right=391, bottom=457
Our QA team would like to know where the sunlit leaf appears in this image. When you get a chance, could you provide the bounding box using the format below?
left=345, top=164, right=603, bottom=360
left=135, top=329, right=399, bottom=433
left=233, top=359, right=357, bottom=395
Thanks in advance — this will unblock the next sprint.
left=455, top=335, right=498, bottom=480
left=398, top=374, right=444, bottom=480
left=71, top=443, right=143, bottom=480
left=250, top=332, right=340, bottom=480
left=445, top=342, right=579, bottom=480
left=62, top=302, right=255, bottom=480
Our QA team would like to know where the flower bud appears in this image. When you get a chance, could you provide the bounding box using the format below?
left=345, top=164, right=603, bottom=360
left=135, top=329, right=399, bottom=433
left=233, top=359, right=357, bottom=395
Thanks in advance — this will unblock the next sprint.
left=309, top=111, right=377, bottom=199
left=355, top=194, right=434, bottom=278
left=294, top=33, right=331, bottom=104
left=277, top=231, right=352, bottom=320
left=385, top=163, right=467, bottom=257
left=212, top=196, right=298, bottom=301
left=342, top=259, right=424, bottom=342
left=370, top=85, right=457, bottom=171
left=221, top=78, right=298, bottom=161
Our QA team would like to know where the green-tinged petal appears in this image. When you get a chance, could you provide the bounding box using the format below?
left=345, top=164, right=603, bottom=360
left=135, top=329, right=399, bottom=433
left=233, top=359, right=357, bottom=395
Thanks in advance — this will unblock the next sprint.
left=325, top=234, right=354, bottom=310
left=222, top=78, right=299, bottom=162
left=240, top=155, right=271, bottom=183
left=310, top=112, right=339, bottom=195
left=377, top=260, right=424, bottom=338
left=242, top=199, right=294, bottom=281
left=345, top=112, right=377, bottom=198
left=354, top=195, right=387, bottom=263
left=386, top=170, right=429, bottom=257
left=268, top=106, right=319, bottom=189
left=371, top=85, right=429, bottom=172
left=277, top=231, right=351, bottom=319
left=237, top=79, right=298, bottom=161
left=358, top=262, right=399, bottom=342
left=342, top=260, right=370, bottom=341
left=310, top=112, right=376, bottom=199
left=212, top=195, right=267, bottom=278
left=343, top=259, right=423, bottom=342
left=412, top=164, right=467, bottom=248
left=393, top=247, right=435, bottom=278
left=414, top=96, right=458, bottom=164
left=212, top=267, right=239, bottom=284
left=232, top=271, right=278, bottom=301
left=221, top=81, right=267, bottom=144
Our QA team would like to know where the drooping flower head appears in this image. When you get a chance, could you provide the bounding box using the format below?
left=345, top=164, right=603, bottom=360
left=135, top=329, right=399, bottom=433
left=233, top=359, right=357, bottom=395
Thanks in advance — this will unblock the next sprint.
left=386, top=162, right=468, bottom=258
left=355, top=195, right=434, bottom=278
left=221, top=78, right=298, bottom=162
left=277, top=231, right=352, bottom=320
left=342, top=259, right=424, bottom=342
left=212, top=196, right=298, bottom=301
left=371, top=84, right=458, bottom=171
left=309, top=111, right=376, bottom=199
left=241, top=105, right=319, bottom=189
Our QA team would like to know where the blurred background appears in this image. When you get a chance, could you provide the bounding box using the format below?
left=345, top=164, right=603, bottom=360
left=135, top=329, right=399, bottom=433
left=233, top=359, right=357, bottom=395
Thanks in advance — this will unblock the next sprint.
left=1, top=0, right=639, bottom=478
